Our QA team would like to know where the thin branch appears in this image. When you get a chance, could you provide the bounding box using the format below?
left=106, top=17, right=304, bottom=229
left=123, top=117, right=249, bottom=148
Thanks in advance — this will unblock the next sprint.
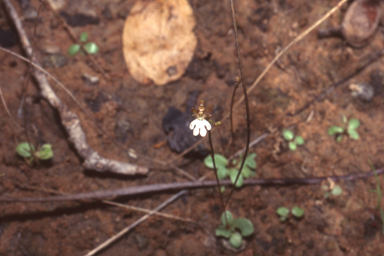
left=2, top=168, right=383, bottom=203
left=102, top=200, right=196, bottom=224
left=2, top=0, right=148, bottom=175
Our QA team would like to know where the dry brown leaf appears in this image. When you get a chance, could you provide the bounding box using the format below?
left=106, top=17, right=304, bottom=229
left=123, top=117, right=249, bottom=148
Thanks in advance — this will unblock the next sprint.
left=122, top=0, right=197, bottom=85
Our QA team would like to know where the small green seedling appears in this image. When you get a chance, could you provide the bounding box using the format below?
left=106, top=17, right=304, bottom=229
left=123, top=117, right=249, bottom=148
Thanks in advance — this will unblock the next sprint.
left=215, top=211, right=254, bottom=249
left=16, top=142, right=53, bottom=164
left=322, top=184, right=343, bottom=198
left=367, top=161, right=384, bottom=234
left=68, top=32, right=99, bottom=56
left=276, top=206, right=305, bottom=221
left=204, top=153, right=256, bottom=189
left=328, top=115, right=360, bottom=142
left=282, top=129, right=305, bottom=151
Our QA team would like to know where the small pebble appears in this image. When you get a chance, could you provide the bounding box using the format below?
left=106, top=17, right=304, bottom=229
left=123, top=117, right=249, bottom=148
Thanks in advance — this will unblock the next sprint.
left=82, top=73, right=99, bottom=85
left=349, top=82, right=374, bottom=101
left=43, top=45, right=61, bottom=55
left=45, top=0, right=66, bottom=11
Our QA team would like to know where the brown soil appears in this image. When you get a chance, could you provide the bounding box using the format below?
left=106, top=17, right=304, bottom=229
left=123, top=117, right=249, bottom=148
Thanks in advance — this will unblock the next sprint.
left=1, top=0, right=384, bottom=255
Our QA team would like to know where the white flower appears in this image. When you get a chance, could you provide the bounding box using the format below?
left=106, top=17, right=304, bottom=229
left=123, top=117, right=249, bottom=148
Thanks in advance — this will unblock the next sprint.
left=189, top=119, right=211, bottom=137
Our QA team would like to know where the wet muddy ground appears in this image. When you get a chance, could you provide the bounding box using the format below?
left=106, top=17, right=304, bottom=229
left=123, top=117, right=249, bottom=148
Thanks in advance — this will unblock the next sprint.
left=1, top=0, right=384, bottom=255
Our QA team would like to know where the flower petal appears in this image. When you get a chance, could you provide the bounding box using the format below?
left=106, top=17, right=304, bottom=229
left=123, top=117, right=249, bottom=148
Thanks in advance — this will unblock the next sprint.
left=203, top=120, right=211, bottom=131
left=193, top=127, right=200, bottom=136
left=200, top=127, right=207, bottom=137
left=189, top=119, right=198, bottom=130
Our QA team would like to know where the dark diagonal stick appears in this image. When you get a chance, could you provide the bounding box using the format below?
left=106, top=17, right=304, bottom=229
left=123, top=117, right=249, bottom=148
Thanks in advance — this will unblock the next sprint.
left=1, top=168, right=383, bottom=203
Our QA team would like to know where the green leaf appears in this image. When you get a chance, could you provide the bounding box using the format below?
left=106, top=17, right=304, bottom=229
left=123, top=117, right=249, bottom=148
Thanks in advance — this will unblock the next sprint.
left=331, top=185, right=343, bottom=196
left=221, top=211, right=234, bottom=226
left=220, top=186, right=225, bottom=193
left=342, top=114, right=347, bottom=124
left=245, top=153, right=257, bottom=168
left=233, top=218, right=254, bottom=236
left=282, top=129, right=294, bottom=141
left=229, top=232, right=243, bottom=249
left=217, top=166, right=227, bottom=180
left=294, top=136, right=305, bottom=145
left=291, top=206, right=305, bottom=218
left=84, top=42, right=99, bottom=54
left=324, top=191, right=330, bottom=198
left=288, top=141, right=297, bottom=151
left=16, top=142, right=35, bottom=158
left=276, top=207, right=290, bottom=217
left=280, top=216, right=287, bottom=222
left=328, top=126, right=344, bottom=136
left=68, top=44, right=80, bottom=55
left=348, top=118, right=360, bottom=131
left=80, top=32, right=88, bottom=42
left=241, top=166, right=252, bottom=178
left=229, top=169, right=244, bottom=188
left=336, top=135, right=343, bottom=142
left=204, top=154, right=228, bottom=169
left=348, top=129, right=359, bottom=140
left=215, top=226, right=231, bottom=238
left=37, top=144, right=53, bottom=160
left=241, top=168, right=256, bottom=178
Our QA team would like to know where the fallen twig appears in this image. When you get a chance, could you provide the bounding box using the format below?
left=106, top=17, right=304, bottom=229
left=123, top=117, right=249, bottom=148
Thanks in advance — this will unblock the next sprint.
left=2, top=0, right=148, bottom=175
left=2, top=168, right=383, bottom=203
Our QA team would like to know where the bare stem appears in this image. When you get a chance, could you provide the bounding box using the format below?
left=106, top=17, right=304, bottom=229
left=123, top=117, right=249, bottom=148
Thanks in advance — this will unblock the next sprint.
left=208, top=130, right=227, bottom=224
left=229, top=78, right=241, bottom=149
left=225, top=0, right=251, bottom=207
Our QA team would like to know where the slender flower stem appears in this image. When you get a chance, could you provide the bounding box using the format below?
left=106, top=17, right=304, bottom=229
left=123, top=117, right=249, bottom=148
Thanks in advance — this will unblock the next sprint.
left=208, top=130, right=228, bottom=225
left=225, top=0, right=251, bottom=207
left=229, top=78, right=242, bottom=148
